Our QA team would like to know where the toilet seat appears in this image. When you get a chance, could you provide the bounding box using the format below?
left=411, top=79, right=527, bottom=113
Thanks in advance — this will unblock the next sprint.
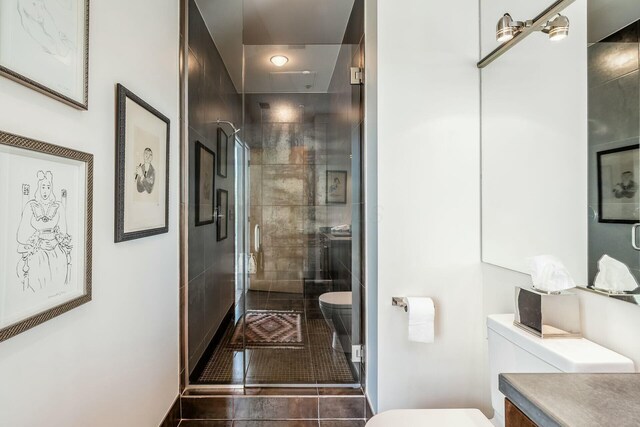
left=366, top=409, right=493, bottom=427
left=319, top=291, right=352, bottom=308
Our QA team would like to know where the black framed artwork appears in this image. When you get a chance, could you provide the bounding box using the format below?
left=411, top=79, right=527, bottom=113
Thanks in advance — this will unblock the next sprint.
left=195, top=141, right=216, bottom=226
left=326, top=170, right=347, bottom=204
left=217, top=189, right=228, bottom=241
left=0, top=130, right=93, bottom=342
left=597, top=144, right=640, bottom=224
left=217, top=127, right=228, bottom=178
left=115, top=84, right=170, bottom=242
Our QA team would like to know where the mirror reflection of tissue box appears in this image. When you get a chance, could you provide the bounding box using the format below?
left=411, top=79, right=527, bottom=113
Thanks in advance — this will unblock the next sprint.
left=514, top=287, right=581, bottom=338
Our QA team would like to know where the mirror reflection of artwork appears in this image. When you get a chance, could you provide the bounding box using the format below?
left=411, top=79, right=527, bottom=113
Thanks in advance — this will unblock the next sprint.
left=0, top=0, right=89, bottom=108
left=195, top=141, right=216, bottom=226
left=0, top=130, right=92, bottom=343
left=326, top=170, right=347, bottom=204
left=597, top=145, right=640, bottom=223
left=115, top=84, right=170, bottom=242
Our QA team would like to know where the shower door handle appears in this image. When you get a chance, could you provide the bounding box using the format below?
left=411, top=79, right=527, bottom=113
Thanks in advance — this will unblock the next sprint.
left=254, top=224, right=261, bottom=252
left=632, top=224, right=640, bottom=251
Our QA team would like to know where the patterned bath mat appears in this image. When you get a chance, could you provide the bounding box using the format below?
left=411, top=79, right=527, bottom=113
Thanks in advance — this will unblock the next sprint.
left=229, top=311, right=303, bottom=348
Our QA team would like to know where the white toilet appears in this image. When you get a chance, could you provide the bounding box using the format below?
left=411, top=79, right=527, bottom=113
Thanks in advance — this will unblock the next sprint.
left=319, top=291, right=352, bottom=352
left=367, top=313, right=635, bottom=427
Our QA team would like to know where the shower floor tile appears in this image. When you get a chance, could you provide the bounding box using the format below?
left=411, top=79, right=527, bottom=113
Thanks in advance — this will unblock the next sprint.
left=195, top=290, right=356, bottom=385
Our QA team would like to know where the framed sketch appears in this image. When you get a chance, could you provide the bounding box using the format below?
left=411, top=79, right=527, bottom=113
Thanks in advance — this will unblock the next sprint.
left=597, top=144, right=640, bottom=223
left=0, top=0, right=89, bottom=109
left=0, top=130, right=93, bottom=342
left=326, top=170, right=347, bottom=204
left=115, top=84, right=170, bottom=242
left=195, top=141, right=215, bottom=226
left=216, top=189, right=228, bottom=241
left=217, top=127, right=228, bottom=178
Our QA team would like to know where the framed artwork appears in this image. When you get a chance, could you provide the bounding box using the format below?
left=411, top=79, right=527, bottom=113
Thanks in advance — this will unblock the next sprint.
left=115, top=84, right=170, bottom=242
left=216, top=189, right=228, bottom=241
left=0, top=130, right=93, bottom=342
left=195, top=141, right=216, bottom=226
left=0, top=0, right=89, bottom=109
left=597, top=144, right=640, bottom=224
left=326, top=170, right=347, bottom=204
left=217, top=127, right=228, bottom=178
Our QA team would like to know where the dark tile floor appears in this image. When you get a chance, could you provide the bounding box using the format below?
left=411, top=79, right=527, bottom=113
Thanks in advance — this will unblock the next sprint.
left=195, top=290, right=358, bottom=385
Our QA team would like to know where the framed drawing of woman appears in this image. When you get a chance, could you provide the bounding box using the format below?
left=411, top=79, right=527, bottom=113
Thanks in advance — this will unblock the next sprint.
left=0, top=130, right=93, bottom=342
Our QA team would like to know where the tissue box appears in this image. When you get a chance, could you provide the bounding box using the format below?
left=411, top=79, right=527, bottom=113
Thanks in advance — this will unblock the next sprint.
left=514, top=287, right=581, bottom=338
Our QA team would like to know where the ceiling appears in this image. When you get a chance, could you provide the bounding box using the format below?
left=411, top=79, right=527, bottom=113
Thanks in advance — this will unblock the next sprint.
left=194, top=0, right=355, bottom=93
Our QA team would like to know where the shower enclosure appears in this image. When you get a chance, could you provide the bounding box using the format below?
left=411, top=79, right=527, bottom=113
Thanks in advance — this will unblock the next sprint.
left=185, top=0, right=364, bottom=389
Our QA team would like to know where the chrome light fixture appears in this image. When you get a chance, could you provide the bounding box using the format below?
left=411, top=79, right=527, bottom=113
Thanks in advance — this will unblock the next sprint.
left=544, top=14, right=570, bottom=41
left=495, top=12, right=570, bottom=44
left=496, top=14, right=523, bottom=43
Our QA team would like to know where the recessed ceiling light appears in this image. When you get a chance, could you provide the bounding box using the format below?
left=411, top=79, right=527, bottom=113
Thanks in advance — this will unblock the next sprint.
left=270, top=55, right=289, bottom=67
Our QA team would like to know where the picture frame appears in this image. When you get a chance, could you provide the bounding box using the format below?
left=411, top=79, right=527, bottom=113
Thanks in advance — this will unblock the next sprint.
left=597, top=144, right=640, bottom=224
left=0, top=130, right=93, bottom=342
left=115, top=84, right=170, bottom=242
left=217, top=127, right=228, bottom=178
left=195, top=141, right=216, bottom=226
left=326, top=170, right=348, bottom=204
left=0, top=0, right=90, bottom=109
left=216, top=189, right=228, bottom=241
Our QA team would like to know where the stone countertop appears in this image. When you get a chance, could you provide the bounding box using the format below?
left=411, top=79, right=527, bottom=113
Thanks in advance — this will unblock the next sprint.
left=499, top=373, right=640, bottom=427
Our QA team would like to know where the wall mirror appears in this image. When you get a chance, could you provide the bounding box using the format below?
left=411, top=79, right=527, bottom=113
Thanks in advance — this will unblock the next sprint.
left=480, top=0, right=640, bottom=305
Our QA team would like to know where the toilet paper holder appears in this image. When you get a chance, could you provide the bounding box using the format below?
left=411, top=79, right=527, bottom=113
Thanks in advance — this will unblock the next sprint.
left=392, top=297, right=408, bottom=312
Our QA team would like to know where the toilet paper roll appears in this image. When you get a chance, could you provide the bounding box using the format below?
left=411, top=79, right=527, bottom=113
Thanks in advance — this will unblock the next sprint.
left=407, top=297, right=435, bottom=343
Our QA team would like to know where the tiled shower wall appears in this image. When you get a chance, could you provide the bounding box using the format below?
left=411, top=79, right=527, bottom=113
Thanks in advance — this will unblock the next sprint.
left=187, top=0, right=241, bottom=374
left=588, top=19, right=640, bottom=283
left=247, top=114, right=353, bottom=294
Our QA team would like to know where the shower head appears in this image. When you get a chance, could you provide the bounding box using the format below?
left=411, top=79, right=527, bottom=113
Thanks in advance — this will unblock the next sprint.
left=216, top=119, right=241, bottom=136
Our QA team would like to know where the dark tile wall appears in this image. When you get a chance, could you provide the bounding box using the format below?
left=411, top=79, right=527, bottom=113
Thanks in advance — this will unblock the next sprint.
left=588, top=20, right=640, bottom=285
left=187, top=0, right=241, bottom=374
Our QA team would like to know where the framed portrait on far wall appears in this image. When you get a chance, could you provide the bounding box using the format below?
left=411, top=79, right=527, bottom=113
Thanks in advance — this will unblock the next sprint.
left=217, top=127, right=228, bottom=178
left=115, top=84, right=170, bottom=242
left=597, top=144, right=640, bottom=224
left=217, top=189, right=228, bottom=241
left=0, top=130, right=93, bottom=342
left=326, top=170, right=347, bottom=204
left=195, top=141, right=215, bottom=226
left=0, top=0, right=89, bottom=109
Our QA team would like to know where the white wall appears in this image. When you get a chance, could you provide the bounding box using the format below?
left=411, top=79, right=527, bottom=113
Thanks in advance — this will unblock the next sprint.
left=0, top=0, right=180, bottom=425
left=375, top=0, right=487, bottom=413
left=481, top=0, right=588, bottom=282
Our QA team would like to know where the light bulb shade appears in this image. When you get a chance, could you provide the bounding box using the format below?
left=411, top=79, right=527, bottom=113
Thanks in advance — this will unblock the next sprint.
left=547, top=14, right=570, bottom=41
left=496, top=13, right=515, bottom=42
left=270, top=55, right=289, bottom=67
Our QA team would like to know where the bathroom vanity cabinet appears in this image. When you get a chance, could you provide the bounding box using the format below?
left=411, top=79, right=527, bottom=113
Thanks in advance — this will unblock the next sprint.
left=500, top=373, right=640, bottom=427
left=505, top=399, right=536, bottom=427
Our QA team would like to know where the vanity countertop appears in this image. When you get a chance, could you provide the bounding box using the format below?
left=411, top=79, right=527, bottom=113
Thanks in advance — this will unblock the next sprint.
left=500, top=373, right=640, bottom=427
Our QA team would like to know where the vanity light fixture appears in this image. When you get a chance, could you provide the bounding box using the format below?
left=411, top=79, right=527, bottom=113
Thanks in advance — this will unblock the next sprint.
left=546, top=14, right=570, bottom=41
left=479, top=0, right=576, bottom=68
left=270, top=55, right=289, bottom=67
left=495, top=13, right=570, bottom=43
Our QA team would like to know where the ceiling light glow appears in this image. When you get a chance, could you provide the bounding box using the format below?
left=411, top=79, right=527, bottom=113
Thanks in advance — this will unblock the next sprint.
left=270, top=55, right=289, bottom=67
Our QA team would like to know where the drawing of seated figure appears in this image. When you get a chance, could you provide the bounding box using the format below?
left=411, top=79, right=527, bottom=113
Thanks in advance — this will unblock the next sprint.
left=16, top=170, right=72, bottom=292
left=135, top=147, right=155, bottom=194
left=17, top=0, right=76, bottom=61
